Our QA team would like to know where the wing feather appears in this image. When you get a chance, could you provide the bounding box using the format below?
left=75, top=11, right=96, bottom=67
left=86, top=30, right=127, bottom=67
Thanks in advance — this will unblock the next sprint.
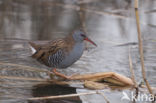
left=30, top=39, right=67, bottom=67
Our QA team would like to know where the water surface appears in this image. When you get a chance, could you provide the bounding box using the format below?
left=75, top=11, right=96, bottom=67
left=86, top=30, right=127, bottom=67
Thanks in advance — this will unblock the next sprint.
left=0, top=0, right=156, bottom=103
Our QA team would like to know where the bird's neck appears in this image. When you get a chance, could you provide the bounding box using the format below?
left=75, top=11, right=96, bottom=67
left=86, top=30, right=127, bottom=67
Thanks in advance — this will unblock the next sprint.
left=65, top=34, right=75, bottom=45
left=63, top=34, right=76, bottom=52
left=64, top=34, right=84, bottom=54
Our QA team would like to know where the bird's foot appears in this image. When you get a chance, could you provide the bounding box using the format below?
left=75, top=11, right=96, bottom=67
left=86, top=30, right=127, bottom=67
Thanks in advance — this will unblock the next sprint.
left=52, top=68, right=72, bottom=80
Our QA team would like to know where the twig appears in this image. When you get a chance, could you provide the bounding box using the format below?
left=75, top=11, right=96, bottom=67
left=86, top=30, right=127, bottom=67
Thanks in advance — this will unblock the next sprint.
left=134, top=0, right=153, bottom=95
left=128, top=47, right=139, bottom=102
left=0, top=62, right=50, bottom=73
left=78, top=3, right=86, bottom=30
left=128, top=47, right=137, bottom=86
left=0, top=75, right=48, bottom=81
left=0, top=75, right=83, bottom=86
left=27, top=91, right=98, bottom=100
left=46, top=2, right=127, bottom=19
left=97, top=91, right=110, bottom=103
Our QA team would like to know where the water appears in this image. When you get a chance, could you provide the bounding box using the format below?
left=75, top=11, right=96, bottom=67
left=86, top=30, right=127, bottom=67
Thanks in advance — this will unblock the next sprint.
left=0, top=0, right=156, bottom=103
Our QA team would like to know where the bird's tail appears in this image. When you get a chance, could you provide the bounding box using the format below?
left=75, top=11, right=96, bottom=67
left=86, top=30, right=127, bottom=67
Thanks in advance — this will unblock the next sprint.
left=29, top=42, right=40, bottom=54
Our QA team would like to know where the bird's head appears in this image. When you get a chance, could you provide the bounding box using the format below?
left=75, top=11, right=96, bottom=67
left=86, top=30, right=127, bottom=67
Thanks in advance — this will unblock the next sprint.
left=72, top=30, right=97, bottom=46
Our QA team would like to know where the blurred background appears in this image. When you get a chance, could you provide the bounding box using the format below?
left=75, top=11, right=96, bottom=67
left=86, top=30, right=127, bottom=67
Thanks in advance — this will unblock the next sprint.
left=0, top=0, right=156, bottom=103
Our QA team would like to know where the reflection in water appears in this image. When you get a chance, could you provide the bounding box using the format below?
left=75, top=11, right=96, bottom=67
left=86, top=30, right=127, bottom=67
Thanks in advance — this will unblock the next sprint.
left=0, top=0, right=156, bottom=103
left=30, top=84, right=82, bottom=103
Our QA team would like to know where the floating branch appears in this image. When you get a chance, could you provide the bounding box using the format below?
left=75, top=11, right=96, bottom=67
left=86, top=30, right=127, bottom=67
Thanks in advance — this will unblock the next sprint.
left=69, top=72, right=134, bottom=86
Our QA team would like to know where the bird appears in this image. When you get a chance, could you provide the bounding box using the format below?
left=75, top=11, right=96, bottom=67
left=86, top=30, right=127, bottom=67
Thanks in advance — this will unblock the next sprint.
left=29, top=29, right=97, bottom=79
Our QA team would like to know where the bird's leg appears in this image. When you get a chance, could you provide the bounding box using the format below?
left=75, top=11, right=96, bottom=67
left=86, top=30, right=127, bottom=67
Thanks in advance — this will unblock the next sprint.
left=52, top=68, right=71, bottom=80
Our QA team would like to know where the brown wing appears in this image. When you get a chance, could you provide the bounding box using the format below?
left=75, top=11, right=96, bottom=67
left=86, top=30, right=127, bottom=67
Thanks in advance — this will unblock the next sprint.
left=29, top=39, right=67, bottom=66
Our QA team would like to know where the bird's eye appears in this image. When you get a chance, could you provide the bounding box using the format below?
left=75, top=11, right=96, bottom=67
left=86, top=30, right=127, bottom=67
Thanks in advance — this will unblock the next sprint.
left=81, top=34, right=86, bottom=38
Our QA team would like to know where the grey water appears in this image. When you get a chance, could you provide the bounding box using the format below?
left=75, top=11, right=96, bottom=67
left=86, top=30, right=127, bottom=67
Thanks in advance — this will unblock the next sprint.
left=0, top=0, right=156, bottom=103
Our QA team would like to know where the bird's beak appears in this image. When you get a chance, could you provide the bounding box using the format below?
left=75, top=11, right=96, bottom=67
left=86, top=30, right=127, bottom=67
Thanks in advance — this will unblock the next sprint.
left=84, top=37, right=97, bottom=47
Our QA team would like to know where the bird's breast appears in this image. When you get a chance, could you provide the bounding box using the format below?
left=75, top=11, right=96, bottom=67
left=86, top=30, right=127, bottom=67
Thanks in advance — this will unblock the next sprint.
left=59, top=42, right=84, bottom=68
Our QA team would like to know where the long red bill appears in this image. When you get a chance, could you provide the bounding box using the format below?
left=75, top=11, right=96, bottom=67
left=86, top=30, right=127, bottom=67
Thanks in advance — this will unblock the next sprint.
left=84, top=37, right=97, bottom=47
